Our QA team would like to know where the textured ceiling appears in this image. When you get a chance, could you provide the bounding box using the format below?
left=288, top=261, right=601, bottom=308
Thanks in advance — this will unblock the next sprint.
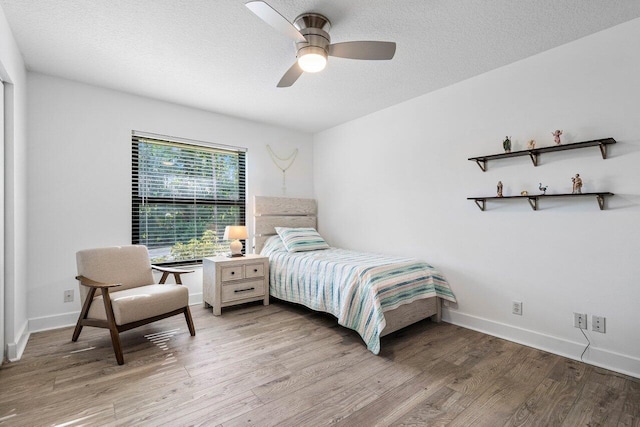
left=2, top=0, right=640, bottom=133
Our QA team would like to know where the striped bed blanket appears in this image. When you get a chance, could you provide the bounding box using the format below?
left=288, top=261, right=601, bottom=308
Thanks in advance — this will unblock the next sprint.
left=261, top=236, right=456, bottom=354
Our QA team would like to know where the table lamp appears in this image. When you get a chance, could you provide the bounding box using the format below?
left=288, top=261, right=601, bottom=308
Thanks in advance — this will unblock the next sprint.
left=223, top=225, right=248, bottom=257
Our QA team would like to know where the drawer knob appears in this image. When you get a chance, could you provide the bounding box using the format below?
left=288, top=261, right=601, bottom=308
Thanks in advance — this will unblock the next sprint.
left=254, top=269, right=258, bottom=272
left=234, top=287, right=255, bottom=293
left=231, top=271, right=235, bottom=275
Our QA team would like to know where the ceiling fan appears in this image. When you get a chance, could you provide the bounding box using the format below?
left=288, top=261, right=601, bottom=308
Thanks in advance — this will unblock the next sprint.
left=245, top=1, right=397, bottom=87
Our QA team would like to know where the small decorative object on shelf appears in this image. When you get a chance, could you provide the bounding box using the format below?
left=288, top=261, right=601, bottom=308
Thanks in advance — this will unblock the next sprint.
left=552, top=129, right=563, bottom=145
left=468, top=137, right=615, bottom=172
left=527, top=139, right=536, bottom=149
left=539, top=183, right=548, bottom=195
left=503, top=136, right=512, bottom=153
left=497, top=181, right=504, bottom=197
left=521, top=190, right=528, bottom=196
left=571, top=173, right=583, bottom=194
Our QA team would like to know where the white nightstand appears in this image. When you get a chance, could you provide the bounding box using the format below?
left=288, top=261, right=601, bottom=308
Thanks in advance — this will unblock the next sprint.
left=203, top=254, right=269, bottom=315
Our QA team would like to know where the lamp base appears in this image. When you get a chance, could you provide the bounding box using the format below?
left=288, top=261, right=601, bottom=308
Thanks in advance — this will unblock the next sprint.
left=228, top=239, right=243, bottom=257
left=227, top=253, right=245, bottom=258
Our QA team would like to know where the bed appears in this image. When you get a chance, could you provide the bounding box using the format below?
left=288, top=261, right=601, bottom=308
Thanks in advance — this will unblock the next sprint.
left=253, top=196, right=456, bottom=354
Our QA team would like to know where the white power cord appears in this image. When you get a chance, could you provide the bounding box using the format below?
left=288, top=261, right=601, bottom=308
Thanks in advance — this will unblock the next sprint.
left=579, top=327, right=591, bottom=362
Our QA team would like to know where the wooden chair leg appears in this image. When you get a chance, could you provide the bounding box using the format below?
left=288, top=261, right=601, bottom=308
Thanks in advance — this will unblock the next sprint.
left=72, top=287, right=96, bottom=342
left=108, top=327, right=124, bottom=365
left=158, top=271, right=182, bottom=284
left=184, top=306, right=196, bottom=336
left=102, top=288, right=125, bottom=365
left=72, top=324, right=84, bottom=342
left=159, top=271, right=170, bottom=284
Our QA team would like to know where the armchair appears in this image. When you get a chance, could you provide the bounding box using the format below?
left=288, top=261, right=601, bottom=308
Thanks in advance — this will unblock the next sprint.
left=73, top=245, right=196, bottom=365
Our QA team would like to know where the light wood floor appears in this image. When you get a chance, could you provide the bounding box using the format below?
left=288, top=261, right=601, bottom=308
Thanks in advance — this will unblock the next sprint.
left=1, top=301, right=638, bottom=426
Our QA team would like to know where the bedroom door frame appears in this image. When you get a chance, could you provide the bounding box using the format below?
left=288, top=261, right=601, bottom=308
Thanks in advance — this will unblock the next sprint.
left=0, top=78, right=5, bottom=364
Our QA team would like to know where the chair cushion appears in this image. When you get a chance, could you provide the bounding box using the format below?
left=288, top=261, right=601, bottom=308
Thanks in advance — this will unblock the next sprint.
left=76, top=246, right=156, bottom=303
left=86, top=284, right=188, bottom=325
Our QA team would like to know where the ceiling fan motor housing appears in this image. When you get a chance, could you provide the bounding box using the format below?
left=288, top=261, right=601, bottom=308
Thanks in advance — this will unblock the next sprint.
left=293, top=13, right=331, bottom=60
left=245, top=2, right=396, bottom=86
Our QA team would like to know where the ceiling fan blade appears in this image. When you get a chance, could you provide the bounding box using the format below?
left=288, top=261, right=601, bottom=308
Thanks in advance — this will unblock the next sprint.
left=245, top=1, right=306, bottom=43
left=328, top=41, right=396, bottom=60
left=277, top=62, right=304, bottom=87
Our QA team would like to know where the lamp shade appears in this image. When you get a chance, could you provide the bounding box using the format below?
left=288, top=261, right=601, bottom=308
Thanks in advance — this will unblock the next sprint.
left=223, top=225, right=248, bottom=240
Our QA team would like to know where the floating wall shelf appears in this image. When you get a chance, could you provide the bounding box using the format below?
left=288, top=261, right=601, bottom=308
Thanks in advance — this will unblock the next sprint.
left=468, top=138, right=616, bottom=171
left=467, top=192, right=614, bottom=211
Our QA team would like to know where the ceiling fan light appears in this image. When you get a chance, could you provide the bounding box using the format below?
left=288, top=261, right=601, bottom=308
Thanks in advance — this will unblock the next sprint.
left=297, top=46, right=327, bottom=73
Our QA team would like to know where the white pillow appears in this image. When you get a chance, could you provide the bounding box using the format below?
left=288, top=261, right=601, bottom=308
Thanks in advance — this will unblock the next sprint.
left=260, top=234, right=287, bottom=255
left=275, top=227, right=330, bottom=252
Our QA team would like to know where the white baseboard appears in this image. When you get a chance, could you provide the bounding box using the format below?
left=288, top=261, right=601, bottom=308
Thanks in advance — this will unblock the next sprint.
left=189, top=292, right=203, bottom=306
left=28, top=311, right=79, bottom=333
left=27, top=292, right=204, bottom=334
left=6, top=320, right=30, bottom=362
left=443, top=310, right=640, bottom=379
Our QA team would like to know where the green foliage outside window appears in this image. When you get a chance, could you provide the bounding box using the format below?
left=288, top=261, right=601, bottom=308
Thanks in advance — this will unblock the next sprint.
left=133, top=138, right=245, bottom=263
left=170, top=230, right=226, bottom=261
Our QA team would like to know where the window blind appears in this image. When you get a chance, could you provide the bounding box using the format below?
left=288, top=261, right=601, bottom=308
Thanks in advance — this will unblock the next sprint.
left=132, top=134, right=246, bottom=264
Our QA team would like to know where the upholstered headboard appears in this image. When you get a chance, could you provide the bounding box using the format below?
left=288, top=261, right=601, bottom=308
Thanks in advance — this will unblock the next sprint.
left=253, top=196, right=317, bottom=253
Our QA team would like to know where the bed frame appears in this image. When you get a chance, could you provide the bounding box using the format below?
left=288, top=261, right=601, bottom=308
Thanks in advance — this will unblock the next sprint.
left=253, top=196, right=441, bottom=338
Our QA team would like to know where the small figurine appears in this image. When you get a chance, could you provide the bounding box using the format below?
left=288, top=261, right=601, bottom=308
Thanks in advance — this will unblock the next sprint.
left=539, top=183, right=548, bottom=195
left=552, top=130, right=563, bottom=145
left=503, top=136, right=512, bottom=153
left=521, top=190, right=528, bottom=196
left=571, top=173, right=583, bottom=194
left=527, top=139, right=536, bottom=150
left=497, top=181, right=504, bottom=197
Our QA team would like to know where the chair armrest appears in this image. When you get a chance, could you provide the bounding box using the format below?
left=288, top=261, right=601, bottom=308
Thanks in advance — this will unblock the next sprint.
left=152, top=265, right=195, bottom=274
left=152, top=265, right=194, bottom=285
left=75, top=275, right=122, bottom=289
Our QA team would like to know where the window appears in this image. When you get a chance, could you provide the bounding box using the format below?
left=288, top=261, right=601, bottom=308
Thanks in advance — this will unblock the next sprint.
left=132, top=132, right=246, bottom=264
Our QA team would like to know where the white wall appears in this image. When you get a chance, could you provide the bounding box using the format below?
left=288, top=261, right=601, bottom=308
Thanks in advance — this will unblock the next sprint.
left=0, top=5, right=28, bottom=362
left=0, top=77, right=4, bottom=362
left=27, top=73, right=314, bottom=332
left=314, top=18, right=640, bottom=377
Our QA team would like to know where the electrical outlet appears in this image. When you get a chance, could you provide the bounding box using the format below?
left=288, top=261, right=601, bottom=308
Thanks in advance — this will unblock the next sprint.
left=592, top=315, right=606, bottom=333
left=512, top=301, right=522, bottom=316
left=574, top=312, right=587, bottom=329
left=63, top=289, right=74, bottom=303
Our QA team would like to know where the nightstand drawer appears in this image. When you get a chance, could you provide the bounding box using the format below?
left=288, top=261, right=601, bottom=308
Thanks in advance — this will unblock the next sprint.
left=222, top=280, right=265, bottom=302
left=221, top=265, right=244, bottom=281
left=245, top=263, right=265, bottom=278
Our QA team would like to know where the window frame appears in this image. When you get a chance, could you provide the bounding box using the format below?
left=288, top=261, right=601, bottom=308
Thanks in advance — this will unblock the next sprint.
left=131, top=132, right=247, bottom=266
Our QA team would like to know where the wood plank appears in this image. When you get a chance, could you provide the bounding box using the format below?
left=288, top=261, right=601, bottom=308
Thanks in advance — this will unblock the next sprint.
left=390, top=336, right=524, bottom=426
left=153, top=390, right=264, bottom=426
left=333, top=360, right=462, bottom=426
left=278, top=384, right=380, bottom=426
left=222, top=350, right=391, bottom=426
left=503, top=358, right=589, bottom=426
left=254, top=196, right=316, bottom=216
left=445, top=348, right=556, bottom=426
left=447, top=375, right=540, bottom=426
left=561, top=367, right=628, bottom=426
left=0, top=302, right=636, bottom=426
left=254, top=215, right=317, bottom=235
left=390, top=386, right=468, bottom=426
left=621, top=379, right=640, bottom=421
